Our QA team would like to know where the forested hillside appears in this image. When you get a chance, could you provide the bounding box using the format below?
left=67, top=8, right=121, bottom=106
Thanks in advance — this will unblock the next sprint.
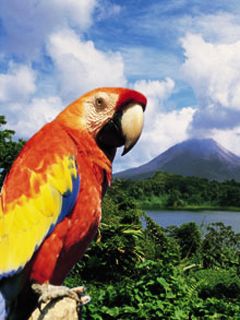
left=112, top=172, right=240, bottom=210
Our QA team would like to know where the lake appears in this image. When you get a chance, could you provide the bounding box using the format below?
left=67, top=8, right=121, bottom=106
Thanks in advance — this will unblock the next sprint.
left=146, top=210, right=240, bottom=233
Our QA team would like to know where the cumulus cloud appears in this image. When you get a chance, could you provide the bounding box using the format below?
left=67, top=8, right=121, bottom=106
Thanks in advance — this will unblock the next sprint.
left=139, top=107, right=196, bottom=158
left=3, top=96, right=64, bottom=138
left=0, top=63, right=36, bottom=103
left=190, top=13, right=240, bottom=44
left=9, top=96, right=64, bottom=138
left=133, top=78, right=176, bottom=151
left=47, top=28, right=126, bottom=101
left=180, top=33, right=240, bottom=140
left=181, top=33, right=240, bottom=110
left=188, top=105, right=240, bottom=137
left=134, top=78, right=175, bottom=103
left=0, top=0, right=97, bottom=58
left=133, top=78, right=175, bottom=121
left=212, top=126, right=240, bottom=156
left=0, top=62, right=63, bottom=137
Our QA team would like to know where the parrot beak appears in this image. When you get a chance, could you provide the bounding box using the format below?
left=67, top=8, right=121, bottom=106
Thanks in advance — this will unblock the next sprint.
left=96, top=102, right=145, bottom=159
left=120, top=103, right=144, bottom=156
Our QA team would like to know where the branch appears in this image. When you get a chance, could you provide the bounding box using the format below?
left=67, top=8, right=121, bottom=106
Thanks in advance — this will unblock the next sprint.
left=28, top=284, right=90, bottom=320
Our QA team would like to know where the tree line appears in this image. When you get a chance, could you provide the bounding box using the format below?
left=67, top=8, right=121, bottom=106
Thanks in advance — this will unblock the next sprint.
left=112, top=171, right=240, bottom=209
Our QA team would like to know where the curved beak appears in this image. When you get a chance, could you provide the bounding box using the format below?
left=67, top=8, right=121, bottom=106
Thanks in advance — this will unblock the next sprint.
left=96, top=102, right=144, bottom=159
left=121, top=103, right=144, bottom=156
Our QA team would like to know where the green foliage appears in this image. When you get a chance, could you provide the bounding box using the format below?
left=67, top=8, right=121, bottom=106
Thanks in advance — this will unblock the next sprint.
left=166, top=189, right=185, bottom=208
left=168, top=222, right=201, bottom=259
left=0, top=115, right=24, bottom=186
left=71, top=221, right=145, bottom=282
left=143, top=213, right=180, bottom=264
left=194, top=269, right=240, bottom=299
left=81, top=261, right=195, bottom=320
left=69, top=195, right=145, bottom=282
left=202, top=222, right=240, bottom=271
left=219, top=182, right=240, bottom=207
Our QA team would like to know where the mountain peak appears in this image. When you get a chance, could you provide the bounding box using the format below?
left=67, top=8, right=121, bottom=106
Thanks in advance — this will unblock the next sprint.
left=173, top=138, right=238, bottom=161
left=115, top=138, right=240, bottom=181
left=172, top=138, right=223, bottom=151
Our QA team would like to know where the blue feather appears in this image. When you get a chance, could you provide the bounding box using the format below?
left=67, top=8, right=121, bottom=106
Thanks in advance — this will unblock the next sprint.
left=47, top=173, right=80, bottom=235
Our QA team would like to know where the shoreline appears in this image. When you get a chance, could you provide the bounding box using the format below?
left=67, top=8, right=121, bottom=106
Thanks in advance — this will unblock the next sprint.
left=139, top=205, right=240, bottom=212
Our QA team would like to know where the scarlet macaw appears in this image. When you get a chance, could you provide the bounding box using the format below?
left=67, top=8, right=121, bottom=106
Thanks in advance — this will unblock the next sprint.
left=0, top=87, right=147, bottom=319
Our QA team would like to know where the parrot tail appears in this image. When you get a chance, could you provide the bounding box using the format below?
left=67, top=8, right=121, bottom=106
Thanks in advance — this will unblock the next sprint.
left=0, top=291, right=7, bottom=320
left=0, top=271, right=28, bottom=320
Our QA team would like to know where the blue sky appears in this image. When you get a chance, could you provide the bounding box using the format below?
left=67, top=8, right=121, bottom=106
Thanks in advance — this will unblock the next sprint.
left=1, top=0, right=240, bottom=171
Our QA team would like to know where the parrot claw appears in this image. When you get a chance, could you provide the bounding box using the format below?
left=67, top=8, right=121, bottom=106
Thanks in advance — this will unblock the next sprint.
left=32, top=283, right=91, bottom=311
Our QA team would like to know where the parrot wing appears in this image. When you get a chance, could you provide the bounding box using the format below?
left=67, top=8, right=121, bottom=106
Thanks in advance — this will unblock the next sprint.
left=0, top=123, right=80, bottom=280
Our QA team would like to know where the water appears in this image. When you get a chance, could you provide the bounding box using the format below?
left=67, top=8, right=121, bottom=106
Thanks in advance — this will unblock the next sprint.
left=146, top=210, right=240, bottom=233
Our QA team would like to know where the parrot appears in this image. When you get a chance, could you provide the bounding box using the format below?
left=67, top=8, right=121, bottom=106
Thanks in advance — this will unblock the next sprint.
left=0, top=87, right=147, bottom=319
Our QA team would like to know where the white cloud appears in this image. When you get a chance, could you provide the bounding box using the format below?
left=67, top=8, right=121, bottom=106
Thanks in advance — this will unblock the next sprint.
left=137, top=107, right=195, bottom=160
left=50, top=0, right=97, bottom=29
left=133, top=78, right=176, bottom=155
left=96, top=1, right=122, bottom=20
left=0, top=63, right=63, bottom=137
left=212, top=127, right=240, bottom=156
left=133, top=78, right=175, bottom=102
left=180, top=32, right=240, bottom=149
left=4, top=96, right=64, bottom=138
left=181, top=33, right=240, bottom=110
left=47, top=28, right=126, bottom=101
left=190, top=13, right=240, bottom=44
left=0, top=63, right=36, bottom=103
left=180, top=28, right=240, bottom=155
left=0, top=0, right=97, bottom=58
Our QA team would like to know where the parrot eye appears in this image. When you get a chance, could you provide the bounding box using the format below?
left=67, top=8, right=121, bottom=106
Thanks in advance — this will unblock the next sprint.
left=95, top=97, right=105, bottom=108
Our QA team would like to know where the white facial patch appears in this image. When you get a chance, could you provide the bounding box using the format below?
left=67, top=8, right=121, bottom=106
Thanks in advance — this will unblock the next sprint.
left=84, top=92, right=119, bottom=136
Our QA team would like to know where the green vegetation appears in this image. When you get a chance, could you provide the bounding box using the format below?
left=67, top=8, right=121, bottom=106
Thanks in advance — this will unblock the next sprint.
left=1, top=115, right=240, bottom=319
left=0, top=115, right=25, bottom=185
left=112, top=172, right=240, bottom=210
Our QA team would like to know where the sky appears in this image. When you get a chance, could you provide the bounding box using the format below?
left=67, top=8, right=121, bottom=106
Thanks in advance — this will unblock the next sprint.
left=1, top=0, right=240, bottom=172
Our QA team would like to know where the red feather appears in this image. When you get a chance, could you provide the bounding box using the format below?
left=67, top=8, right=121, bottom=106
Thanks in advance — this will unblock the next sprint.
left=29, top=128, right=111, bottom=284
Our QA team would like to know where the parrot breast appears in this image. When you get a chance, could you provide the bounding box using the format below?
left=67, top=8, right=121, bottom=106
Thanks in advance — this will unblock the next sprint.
left=29, top=129, right=111, bottom=285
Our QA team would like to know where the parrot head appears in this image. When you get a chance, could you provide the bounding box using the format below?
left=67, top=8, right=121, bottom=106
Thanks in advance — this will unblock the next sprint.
left=56, top=88, right=147, bottom=160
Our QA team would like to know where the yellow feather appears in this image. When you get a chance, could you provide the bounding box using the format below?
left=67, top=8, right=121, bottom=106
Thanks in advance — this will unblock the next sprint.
left=0, top=155, right=77, bottom=275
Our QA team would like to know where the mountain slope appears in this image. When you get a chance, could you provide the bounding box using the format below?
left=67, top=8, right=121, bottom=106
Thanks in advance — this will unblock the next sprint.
left=115, top=138, right=240, bottom=181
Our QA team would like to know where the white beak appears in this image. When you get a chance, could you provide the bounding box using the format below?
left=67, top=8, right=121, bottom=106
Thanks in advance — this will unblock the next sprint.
left=121, top=103, right=144, bottom=155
